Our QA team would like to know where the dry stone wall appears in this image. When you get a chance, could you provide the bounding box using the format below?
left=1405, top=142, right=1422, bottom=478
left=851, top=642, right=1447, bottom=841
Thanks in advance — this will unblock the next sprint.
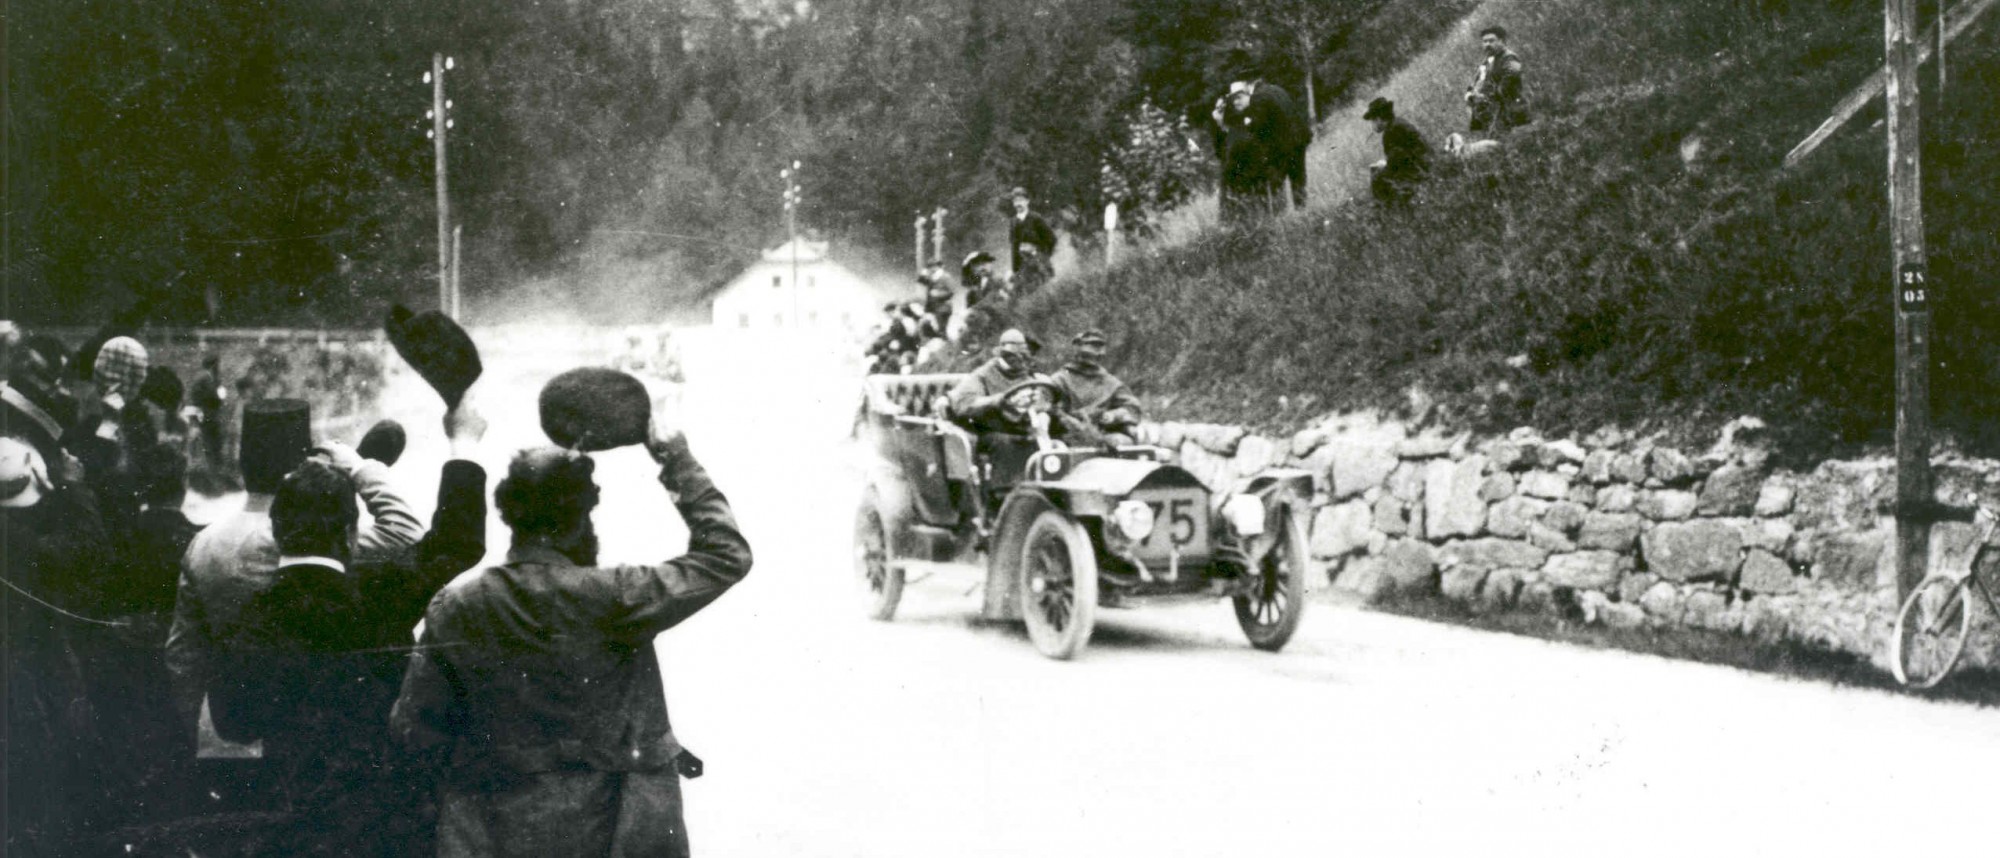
left=1140, top=415, right=2000, bottom=670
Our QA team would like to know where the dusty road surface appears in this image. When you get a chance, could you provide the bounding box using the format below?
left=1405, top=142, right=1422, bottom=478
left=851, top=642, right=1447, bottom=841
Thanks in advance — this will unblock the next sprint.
left=374, top=330, right=2000, bottom=858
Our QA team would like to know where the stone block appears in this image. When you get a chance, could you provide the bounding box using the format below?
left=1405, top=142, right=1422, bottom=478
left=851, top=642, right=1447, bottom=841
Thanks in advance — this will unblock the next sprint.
left=1372, top=495, right=1417, bottom=537
left=1639, top=581, right=1683, bottom=620
left=1519, top=582, right=1560, bottom=615
left=1487, top=440, right=1529, bottom=472
left=1742, top=518, right=1793, bottom=553
left=1617, top=571, right=1658, bottom=604
left=1566, top=483, right=1597, bottom=505
left=1637, top=490, right=1698, bottom=521
left=1481, top=568, right=1526, bottom=610
left=1487, top=496, right=1549, bottom=538
left=1520, top=470, right=1571, bottom=500
left=1811, top=531, right=1888, bottom=588
left=1528, top=523, right=1577, bottom=553
left=1540, top=439, right=1588, bottom=467
left=1291, top=429, right=1329, bottom=459
left=1544, top=501, right=1588, bottom=535
left=1151, top=422, right=1189, bottom=453
left=1441, top=565, right=1488, bottom=603
left=1380, top=539, right=1438, bottom=592
left=1683, top=590, right=1733, bottom=631
left=1739, top=550, right=1796, bottom=595
left=1187, top=424, right=1248, bottom=457
left=1440, top=538, right=1551, bottom=573
left=1753, top=482, right=1795, bottom=517
left=1424, top=455, right=1490, bottom=540
left=1394, top=434, right=1455, bottom=460
left=1178, top=440, right=1237, bottom=493
left=1648, top=447, right=1695, bottom=485
left=1232, top=435, right=1280, bottom=474
left=1610, top=453, right=1649, bottom=484
left=1329, top=438, right=1402, bottom=501
left=1577, top=512, right=1644, bottom=552
left=1387, top=461, right=1426, bottom=503
left=1479, top=472, right=1516, bottom=502
left=1542, top=550, right=1627, bottom=590
left=1332, top=555, right=1391, bottom=601
left=1596, top=484, right=1638, bottom=513
left=1310, top=500, right=1375, bottom=559
left=1697, top=464, right=1763, bottom=517
left=1582, top=449, right=1617, bottom=485
left=1641, top=520, right=1744, bottom=582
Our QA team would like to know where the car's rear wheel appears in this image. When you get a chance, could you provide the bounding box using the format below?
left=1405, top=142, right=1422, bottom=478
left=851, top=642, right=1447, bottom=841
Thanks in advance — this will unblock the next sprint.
left=1234, top=506, right=1309, bottom=651
left=1019, top=510, right=1098, bottom=660
left=855, top=494, right=903, bottom=621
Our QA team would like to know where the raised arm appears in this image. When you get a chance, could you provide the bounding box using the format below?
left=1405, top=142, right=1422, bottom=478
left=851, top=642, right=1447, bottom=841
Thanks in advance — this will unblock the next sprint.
left=600, top=425, right=753, bottom=639
left=314, top=441, right=424, bottom=560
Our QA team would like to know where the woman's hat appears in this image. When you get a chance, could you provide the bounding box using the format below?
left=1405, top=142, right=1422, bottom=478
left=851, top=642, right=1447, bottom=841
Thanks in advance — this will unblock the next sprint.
left=539, top=367, right=651, bottom=452
left=385, top=304, right=483, bottom=408
left=1363, top=97, right=1395, bottom=121
left=241, top=398, right=312, bottom=494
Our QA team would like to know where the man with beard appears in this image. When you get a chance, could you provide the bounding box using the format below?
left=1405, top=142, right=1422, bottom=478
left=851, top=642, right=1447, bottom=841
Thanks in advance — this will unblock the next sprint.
left=1050, top=329, right=1144, bottom=447
left=391, top=409, right=752, bottom=858
left=1465, top=25, right=1528, bottom=135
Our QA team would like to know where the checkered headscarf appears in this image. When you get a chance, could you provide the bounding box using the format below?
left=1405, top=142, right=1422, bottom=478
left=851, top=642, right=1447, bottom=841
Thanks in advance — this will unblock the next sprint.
left=94, top=336, right=150, bottom=399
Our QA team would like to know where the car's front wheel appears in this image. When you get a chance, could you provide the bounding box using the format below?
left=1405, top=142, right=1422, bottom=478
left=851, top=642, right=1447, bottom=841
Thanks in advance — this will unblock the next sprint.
left=1234, top=505, right=1309, bottom=651
left=855, top=492, right=903, bottom=621
left=1018, top=510, right=1098, bottom=660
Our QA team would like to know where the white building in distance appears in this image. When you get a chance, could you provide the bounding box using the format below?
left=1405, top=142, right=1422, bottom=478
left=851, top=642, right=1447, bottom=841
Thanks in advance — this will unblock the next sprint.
left=709, top=238, right=909, bottom=334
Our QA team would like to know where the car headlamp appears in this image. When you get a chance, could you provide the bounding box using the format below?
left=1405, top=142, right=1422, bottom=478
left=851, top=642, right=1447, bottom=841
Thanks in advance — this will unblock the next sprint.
left=1221, top=494, right=1267, bottom=538
left=1111, top=500, right=1156, bottom=542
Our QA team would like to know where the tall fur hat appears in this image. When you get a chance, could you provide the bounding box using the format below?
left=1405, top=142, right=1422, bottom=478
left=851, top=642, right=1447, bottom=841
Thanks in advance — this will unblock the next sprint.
left=241, top=398, right=312, bottom=495
left=539, top=367, right=651, bottom=452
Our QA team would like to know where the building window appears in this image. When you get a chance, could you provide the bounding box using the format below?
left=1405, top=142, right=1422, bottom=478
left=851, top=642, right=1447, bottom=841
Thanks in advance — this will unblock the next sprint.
left=738, top=313, right=750, bottom=328
left=841, top=312, right=852, bottom=327
left=772, top=275, right=782, bottom=289
left=807, top=311, right=818, bottom=326
left=808, top=275, right=817, bottom=289
left=773, top=314, right=784, bottom=327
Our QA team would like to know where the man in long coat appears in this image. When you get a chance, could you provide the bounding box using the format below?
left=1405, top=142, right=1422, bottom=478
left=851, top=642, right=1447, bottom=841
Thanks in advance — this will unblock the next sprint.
left=1050, top=329, right=1144, bottom=446
left=1212, top=79, right=1313, bottom=218
left=1366, top=97, right=1432, bottom=206
left=1007, top=188, right=1057, bottom=296
left=391, top=415, right=752, bottom=858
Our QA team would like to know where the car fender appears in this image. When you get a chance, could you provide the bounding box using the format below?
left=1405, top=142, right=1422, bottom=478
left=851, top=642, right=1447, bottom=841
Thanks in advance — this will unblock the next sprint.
left=982, top=490, right=1060, bottom=621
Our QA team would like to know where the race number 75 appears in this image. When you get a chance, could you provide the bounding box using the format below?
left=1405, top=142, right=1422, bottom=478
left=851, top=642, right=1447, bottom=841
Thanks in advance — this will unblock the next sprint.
left=1145, top=499, right=1198, bottom=547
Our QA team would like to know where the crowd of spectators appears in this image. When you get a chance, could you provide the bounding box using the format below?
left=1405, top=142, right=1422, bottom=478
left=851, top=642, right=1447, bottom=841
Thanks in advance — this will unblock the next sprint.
left=2, top=316, right=749, bottom=857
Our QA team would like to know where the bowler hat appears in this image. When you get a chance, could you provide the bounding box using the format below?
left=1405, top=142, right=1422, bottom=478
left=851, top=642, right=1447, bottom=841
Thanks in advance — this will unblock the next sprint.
left=961, top=251, right=996, bottom=276
left=385, top=304, right=483, bottom=408
left=358, top=419, right=407, bottom=466
left=1072, top=329, right=1108, bottom=347
left=1363, top=97, right=1395, bottom=121
left=539, top=367, right=651, bottom=452
left=241, top=398, right=312, bottom=495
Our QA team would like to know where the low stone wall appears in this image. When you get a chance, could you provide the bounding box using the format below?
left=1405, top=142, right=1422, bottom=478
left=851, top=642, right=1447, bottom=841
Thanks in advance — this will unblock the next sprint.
left=1140, top=415, right=2000, bottom=671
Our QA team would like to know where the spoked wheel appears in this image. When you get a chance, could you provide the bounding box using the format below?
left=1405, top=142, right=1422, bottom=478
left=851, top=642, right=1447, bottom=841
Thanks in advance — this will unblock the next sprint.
left=1892, top=576, right=1973, bottom=689
left=1234, top=506, right=1309, bottom=651
left=854, top=496, right=903, bottom=621
left=1018, top=510, right=1098, bottom=660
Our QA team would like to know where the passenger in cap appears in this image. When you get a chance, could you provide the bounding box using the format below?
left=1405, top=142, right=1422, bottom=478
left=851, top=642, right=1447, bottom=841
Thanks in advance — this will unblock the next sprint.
left=1051, top=329, right=1144, bottom=446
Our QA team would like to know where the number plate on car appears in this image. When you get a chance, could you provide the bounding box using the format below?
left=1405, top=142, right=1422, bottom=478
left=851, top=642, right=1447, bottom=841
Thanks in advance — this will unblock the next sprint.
left=1129, top=488, right=1209, bottom=560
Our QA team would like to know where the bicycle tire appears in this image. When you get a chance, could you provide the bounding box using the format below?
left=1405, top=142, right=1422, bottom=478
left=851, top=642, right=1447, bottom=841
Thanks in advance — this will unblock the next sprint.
left=1892, top=576, right=1972, bottom=689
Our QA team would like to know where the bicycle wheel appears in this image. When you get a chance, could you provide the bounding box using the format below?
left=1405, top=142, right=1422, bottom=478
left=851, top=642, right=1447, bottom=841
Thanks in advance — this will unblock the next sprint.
left=1892, top=576, right=1973, bottom=689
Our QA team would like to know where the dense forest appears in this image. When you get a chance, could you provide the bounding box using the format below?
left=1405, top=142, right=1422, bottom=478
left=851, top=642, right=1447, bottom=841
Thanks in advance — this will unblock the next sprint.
left=5, top=0, right=1449, bottom=326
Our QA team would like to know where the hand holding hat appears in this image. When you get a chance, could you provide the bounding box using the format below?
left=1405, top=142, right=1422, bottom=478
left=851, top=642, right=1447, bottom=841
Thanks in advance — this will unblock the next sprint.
left=385, top=304, right=483, bottom=408
left=539, top=366, right=654, bottom=452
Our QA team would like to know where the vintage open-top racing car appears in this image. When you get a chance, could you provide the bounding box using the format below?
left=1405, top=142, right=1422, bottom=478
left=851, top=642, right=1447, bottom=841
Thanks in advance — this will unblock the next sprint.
left=851, top=373, right=1314, bottom=659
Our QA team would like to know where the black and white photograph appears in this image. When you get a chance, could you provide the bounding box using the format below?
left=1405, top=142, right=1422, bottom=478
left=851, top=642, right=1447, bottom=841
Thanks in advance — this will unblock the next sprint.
left=5, top=0, right=2000, bottom=855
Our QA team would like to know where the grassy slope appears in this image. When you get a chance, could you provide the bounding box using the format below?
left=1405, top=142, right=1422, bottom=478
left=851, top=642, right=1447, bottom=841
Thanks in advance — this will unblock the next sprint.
left=1018, top=0, right=2000, bottom=464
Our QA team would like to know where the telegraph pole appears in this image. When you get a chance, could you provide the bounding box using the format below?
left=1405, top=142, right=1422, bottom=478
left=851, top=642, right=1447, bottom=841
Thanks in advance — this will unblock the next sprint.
left=914, top=213, right=927, bottom=272
left=427, top=54, right=457, bottom=319
left=929, top=207, right=948, bottom=271
left=782, top=161, right=802, bottom=327
left=1887, top=0, right=1932, bottom=598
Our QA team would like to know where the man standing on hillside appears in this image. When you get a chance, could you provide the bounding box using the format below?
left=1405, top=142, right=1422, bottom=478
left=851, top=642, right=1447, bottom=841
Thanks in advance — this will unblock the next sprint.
left=1008, top=188, right=1057, bottom=295
left=1366, top=97, right=1431, bottom=206
left=1465, top=25, right=1528, bottom=134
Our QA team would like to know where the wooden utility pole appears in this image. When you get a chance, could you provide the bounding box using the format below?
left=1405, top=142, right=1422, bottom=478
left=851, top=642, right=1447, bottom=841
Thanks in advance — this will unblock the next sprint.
left=914, top=213, right=927, bottom=271
left=782, top=161, right=802, bottom=327
left=430, top=54, right=453, bottom=319
left=450, top=224, right=463, bottom=320
left=929, top=207, right=948, bottom=269
left=1887, top=0, right=1932, bottom=599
